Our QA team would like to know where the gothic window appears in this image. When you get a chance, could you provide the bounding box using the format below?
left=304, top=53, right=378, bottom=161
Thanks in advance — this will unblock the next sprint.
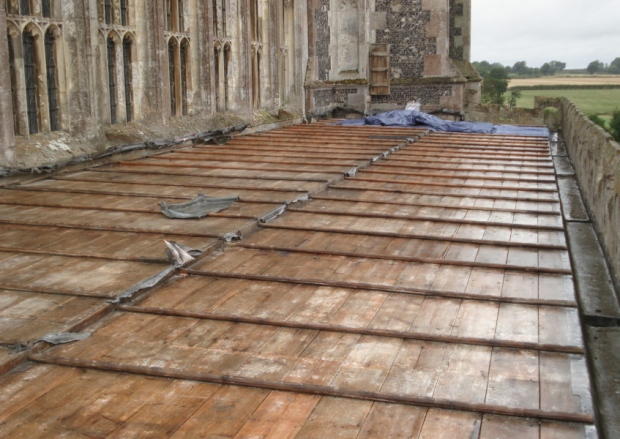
left=8, top=33, right=19, bottom=133
left=212, top=1, right=217, bottom=35
left=122, top=36, right=133, bottom=121
left=107, top=38, right=117, bottom=123
left=165, top=0, right=171, bottom=31
left=121, top=0, right=128, bottom=26
left=45, top=30, right=60, bottom=131
left=279, top=1, right=293, bottom=103
left=214, top=43, right=230, bottom=112
left=19, top=0, right=30, bottom=16
left=164, top=0, right=189, bottom=117
left=251, top=47, right=261, bottom=108
left=42, top=0, right=52, bottom=18
left=212, top=0, right=228, bottom=38
left=222, top=0, right=226, bottom=36
left=178, top=0, right=184, bottom=33
left=164, top=0, right=184, bottom=32
left=250, top=0, right=260, bottom=42
left=99, top=1, right=135, bottom=123
left=167, top=38, right=189, bottom=117
left=213, top=47, right=219, bottom=107
left=223, top=44, right=230, bottom=108
left=7, top=6, right=66, bottom=136
left=168, top=40, right=176, bottom=115
left=23, top=30, right=38, bottom=134
left=180, top=41, right=188, bottom=115
left=104, top=0, right=112, bottom=25
left=250, top=0, right=262, bottom=108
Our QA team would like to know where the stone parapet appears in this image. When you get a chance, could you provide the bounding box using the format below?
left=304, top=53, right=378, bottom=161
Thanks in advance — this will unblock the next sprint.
left=561, top=98, right=620, bottom=289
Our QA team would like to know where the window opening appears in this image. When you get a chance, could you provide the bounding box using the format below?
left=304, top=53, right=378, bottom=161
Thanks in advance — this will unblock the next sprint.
left=168, top=41, right=176, bottom=115
left=178, top=0, right=184, bottom=32
left=165, top=0, right=172, bottom=31
left=123, top=37, right=133, bottom=121
left=23, top=30, right=38, bottom=134
left=20, top=0, right=30, bottom=15
left=8, top=34, right=19, bottom=133
left=250, top=0, right=259, bottom=41
left=252, top=49, right=260, bottom=108
left=214, top=47, right=219, bottom=108
left=180, top=42, right=187, bottom=115
left=45, top=31, right=60, bottom=131
left=107, top=38, right=117, bottom=124
left=121, top=0, right=128, bottom=26
left=223, top=44, right=230, bottom=109
left=222, top=0, right=226, bottom=36
left=212, top=0, right=218, bottom=36
left=104, top=0, right=112, bottom=24
left=42, top=0, right=52, bottom=18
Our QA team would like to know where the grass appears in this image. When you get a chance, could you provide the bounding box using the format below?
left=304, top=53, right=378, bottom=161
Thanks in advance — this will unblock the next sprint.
left=506, top=88, right=620, bottom=117
left=509, top=75, right=620, bottom=87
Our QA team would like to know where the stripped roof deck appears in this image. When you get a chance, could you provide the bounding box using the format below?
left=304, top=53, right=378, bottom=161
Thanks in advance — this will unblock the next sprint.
left=0, top=123, right=597, bottom=438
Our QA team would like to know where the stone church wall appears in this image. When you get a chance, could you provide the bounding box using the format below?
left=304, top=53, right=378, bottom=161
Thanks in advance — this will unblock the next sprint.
left=1, top=0, right=478, bottom=170
left=1, top=0, right=307, bottom=170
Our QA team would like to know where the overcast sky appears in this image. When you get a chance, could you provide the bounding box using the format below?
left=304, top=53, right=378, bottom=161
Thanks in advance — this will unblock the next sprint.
left=471, top=0, right=620, bottom=69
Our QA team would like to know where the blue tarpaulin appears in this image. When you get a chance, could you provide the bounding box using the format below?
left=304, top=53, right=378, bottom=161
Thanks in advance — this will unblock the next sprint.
left=337, top=110, right=550, bottom=137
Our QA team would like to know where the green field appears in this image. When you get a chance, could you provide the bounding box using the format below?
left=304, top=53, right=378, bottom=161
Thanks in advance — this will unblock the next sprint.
left=506, top=88, right=620, bottom=117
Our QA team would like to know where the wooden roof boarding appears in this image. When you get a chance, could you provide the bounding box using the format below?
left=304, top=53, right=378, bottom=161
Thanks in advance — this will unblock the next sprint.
left=0, top=122, right=597, bottom=438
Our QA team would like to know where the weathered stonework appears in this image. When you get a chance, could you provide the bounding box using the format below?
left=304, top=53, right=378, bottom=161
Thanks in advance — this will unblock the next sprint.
left=1, top=0, right=478, bottom=170
left=560, top=99, right=620, bottom=286
left=1, top=0, right=307, bottom=170
left=375, top=0, right=434, bottom=79
left=306, top=0, right=477, bottom=115
left=371, top=84, right=453, bottom=107
left=0, top=2, right=15, bottom=167
left=315, top=0, right=331, bottom=81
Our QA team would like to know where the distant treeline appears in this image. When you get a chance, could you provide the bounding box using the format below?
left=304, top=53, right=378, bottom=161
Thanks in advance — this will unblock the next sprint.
left=509, top=84, right=620, bottom=91
left=473, top=58, right=620, bottom=78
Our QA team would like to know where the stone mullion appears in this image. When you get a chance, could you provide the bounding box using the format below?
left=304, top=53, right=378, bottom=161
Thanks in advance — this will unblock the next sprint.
left=114, top=36, right=127, bottom=123
left=1, top=2, right=16, bottom=165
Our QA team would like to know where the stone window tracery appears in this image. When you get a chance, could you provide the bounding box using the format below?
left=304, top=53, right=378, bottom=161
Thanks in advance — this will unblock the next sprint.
left=164, top=0, right=184, bottom=33
left=5, top=3, right=65, bottom=136
left=107, top=37, right=117, bottom=124
left=7, top=31, right=19, bottom=133
left=122, top=35, right=133, bottom=121
left=212, top=0, right=230, bottom=112
left=279, top=0, right=294, bottom=104
left=167, top=36, right=190, bottom=117
left=42, top=0, right=51, bottom=18
left=250, top=0, right=262, bottom=109
left=99, top=0, right=135, bottom=124
left=44, top=29, right=59, bottom=131
left=22, top=30, right=38, bottom=133
left=163, top=0, right=190, bottom=117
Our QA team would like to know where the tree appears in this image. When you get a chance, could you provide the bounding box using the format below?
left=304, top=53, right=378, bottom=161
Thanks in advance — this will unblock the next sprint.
left=512, top=61, right=529, bottom=76
left=540, top=61, right=566, bottom=76
left=472, top=61, right=491, bottom=77
left=587, top=60, right=604, bottom=75
left=540, top=63, right=554, bottom=76
left=481, top=67, right=509, bottom=105
left=473, top=61, right=508, bottom=78
left=508, top=89, right=522, bottom=108
left=608, top=57, right=620, bottom=74
left=549, top=61, right=566, bottom=73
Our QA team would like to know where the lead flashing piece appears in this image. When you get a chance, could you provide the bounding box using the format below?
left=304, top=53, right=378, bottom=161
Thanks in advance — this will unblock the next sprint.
left=160, top=194, right=239, bottom=219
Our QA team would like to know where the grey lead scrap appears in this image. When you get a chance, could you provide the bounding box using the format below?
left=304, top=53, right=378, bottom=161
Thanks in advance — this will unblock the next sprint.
left=160, top=194, right=239, bottom=219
